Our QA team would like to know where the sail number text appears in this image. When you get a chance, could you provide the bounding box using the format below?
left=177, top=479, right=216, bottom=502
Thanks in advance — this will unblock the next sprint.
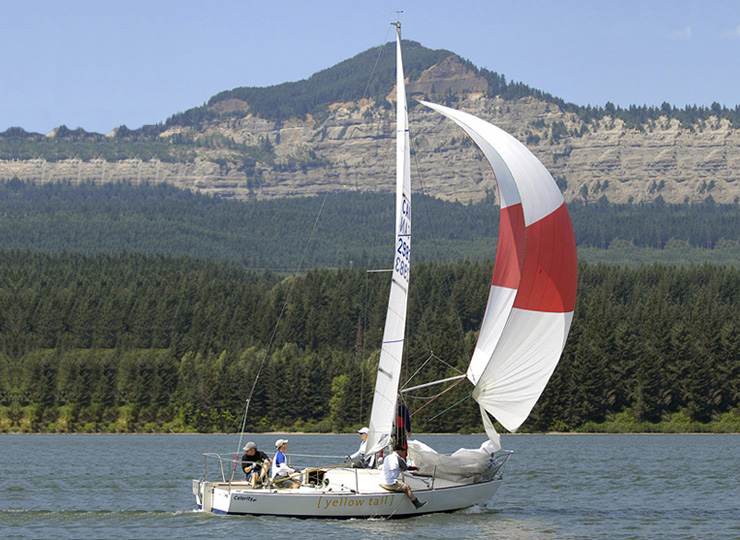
left=395, top=239, right=410, bottom=281
left=394, top=198, right=411, bottom=282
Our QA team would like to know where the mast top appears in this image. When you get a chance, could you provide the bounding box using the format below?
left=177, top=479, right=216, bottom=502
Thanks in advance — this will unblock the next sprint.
left=392, top=11, right=402, bottom=29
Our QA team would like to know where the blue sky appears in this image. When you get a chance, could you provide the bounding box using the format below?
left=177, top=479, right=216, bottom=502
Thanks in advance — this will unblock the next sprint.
left=1, top=0, right=739, bottom=134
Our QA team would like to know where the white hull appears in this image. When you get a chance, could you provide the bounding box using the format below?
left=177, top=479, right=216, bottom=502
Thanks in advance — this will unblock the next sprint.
left=194, top=467, right=501, bottom=518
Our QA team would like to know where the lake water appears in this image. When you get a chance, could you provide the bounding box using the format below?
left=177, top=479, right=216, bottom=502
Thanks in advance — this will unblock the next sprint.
left=1, top=433, right=737, bottom=539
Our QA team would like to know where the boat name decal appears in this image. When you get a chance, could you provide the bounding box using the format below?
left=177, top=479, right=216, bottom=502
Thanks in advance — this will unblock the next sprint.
left=316, top=494, right=395, bottom=510
left=234, top=495, right=257, bottom=502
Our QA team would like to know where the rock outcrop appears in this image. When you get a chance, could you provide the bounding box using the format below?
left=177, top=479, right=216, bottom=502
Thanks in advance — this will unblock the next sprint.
left=2, top=56, right=738, bottom=204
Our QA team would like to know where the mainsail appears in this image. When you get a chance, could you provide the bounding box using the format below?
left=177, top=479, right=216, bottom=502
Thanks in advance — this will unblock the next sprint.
left=421, top=102, right=577, bottom=435
left=365, top=23, right=412, bottom=454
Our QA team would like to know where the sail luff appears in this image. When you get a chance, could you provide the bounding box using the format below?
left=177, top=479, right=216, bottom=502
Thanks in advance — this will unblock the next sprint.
left=365, top=23, right=412, bottom=455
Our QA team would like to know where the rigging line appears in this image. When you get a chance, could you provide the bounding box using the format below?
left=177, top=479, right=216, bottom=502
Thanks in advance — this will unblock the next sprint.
left=360, top=26, right=394, bottom=103
left=435, top=355, right=464, bottom=373
left=402, top=351, right=464, bottom=391
left=420, top=390, right=473, bottom=426
left=360, top=267, right=370, bottom=424
left=408, top=133, right=470, bottom=361
left=231, top=193, right=329, bottom=479
left=405, top=384, right=463, bottom=401
left=409, top=376, right=466, bottom=418
left=401, top=352, right=464, bottom=395
left=405, top=392, right=453, bottom=400
left=401, top=353, right=435, bottom=390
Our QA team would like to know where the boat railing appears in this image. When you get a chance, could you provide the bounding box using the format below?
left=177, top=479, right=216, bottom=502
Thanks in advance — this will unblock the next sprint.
left=200, top=451, right=348, bottom=484
left=491, top=450, right=514, bottom=478
left=201, top=452, right=239, bottom=483
left=287, top=453, right=346, bottom=462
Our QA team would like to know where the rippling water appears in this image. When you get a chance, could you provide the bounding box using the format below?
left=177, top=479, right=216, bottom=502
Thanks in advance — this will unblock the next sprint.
left=1, top=433, right=738, bottom=539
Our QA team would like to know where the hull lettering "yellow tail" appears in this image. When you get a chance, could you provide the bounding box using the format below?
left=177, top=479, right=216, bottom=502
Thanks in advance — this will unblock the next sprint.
left=316, top=495, right=395, bottom=510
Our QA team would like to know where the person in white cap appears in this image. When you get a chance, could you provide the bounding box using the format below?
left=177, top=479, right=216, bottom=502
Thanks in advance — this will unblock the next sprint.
left=346, top=427, right=375, bottom=468
left=241, top=441, right=270, bottom=488
left=271, top=439, right=301, bottom=489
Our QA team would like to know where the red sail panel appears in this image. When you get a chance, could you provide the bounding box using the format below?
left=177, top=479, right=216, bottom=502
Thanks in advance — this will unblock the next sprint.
left=491, top=203, right=525, bottom=290
left=513, top=202, right=578, bottom=313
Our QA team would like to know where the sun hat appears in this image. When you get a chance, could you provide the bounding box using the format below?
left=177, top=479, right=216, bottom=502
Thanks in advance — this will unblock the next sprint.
left=243, top=442, right=257, bottom=451
left=275, top=438, right=288, bottom=448
left=357, top=427, right=369, bottom=434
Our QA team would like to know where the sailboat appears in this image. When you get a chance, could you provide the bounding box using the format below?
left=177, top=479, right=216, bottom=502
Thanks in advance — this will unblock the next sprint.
left=193, top=22, right=577, bottom=518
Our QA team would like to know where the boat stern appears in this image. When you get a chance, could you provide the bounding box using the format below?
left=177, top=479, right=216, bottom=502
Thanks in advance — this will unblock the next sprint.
left=193, top=479, right=214, bottom=512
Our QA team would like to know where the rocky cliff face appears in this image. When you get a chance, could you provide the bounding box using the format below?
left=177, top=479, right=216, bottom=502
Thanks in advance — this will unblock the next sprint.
left=3, top=56, right=738, bottom=204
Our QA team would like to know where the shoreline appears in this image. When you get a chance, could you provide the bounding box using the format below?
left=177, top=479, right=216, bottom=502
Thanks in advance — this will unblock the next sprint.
left=2, top=431, right=738, bottom=436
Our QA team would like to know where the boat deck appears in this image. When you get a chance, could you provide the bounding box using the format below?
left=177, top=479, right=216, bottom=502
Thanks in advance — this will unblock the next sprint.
left=204, top=467, right=472, bottom=495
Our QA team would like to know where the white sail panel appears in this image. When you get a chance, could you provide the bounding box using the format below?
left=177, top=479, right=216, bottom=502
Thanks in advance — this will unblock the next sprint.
left=467, top=200, right=526, bottom=384
left=407, top=437, right=500, bottom=482
left=419, top=102, right=563, bottom=224
left=366, top=24, right=411, bottom=455
left=366, top=283, right=407, bottom=452
left=473, top=309, right=574, bottom=431
left=467, top=285, right=516, bottom=385
left=420, top=101, right=521, bottom=210
left=479, top=403, right=502, bottom=451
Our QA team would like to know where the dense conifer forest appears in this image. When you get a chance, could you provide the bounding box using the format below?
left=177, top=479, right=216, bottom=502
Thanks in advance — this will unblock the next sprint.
left=2, top=252, right=738, bottom=433
left=3, top=181, right=740, bottom=268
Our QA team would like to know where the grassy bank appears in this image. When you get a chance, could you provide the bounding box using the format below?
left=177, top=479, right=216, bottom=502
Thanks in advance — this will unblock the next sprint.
left=576, top=408, right=740, bottom=434
left=3, top=406, right=738, bottom=435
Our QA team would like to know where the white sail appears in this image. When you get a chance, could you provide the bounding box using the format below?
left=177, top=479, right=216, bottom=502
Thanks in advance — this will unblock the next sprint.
left=420, top=103, right=577, bottom=434
left=365, top=23, right=412, bottom=455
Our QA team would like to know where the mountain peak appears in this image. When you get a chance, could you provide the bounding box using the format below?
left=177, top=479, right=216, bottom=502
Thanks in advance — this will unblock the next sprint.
left=407, top=55, right=488, bottom=96
left=200, top=40, right=456, bottom=122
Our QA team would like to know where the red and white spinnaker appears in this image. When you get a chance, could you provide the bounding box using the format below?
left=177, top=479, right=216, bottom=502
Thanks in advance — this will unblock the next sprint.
left=421, top=102, right=578, bottom=440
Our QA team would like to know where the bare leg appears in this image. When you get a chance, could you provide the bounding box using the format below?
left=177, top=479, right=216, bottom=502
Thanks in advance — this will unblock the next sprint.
left=407, top=486, right=426, bottom=509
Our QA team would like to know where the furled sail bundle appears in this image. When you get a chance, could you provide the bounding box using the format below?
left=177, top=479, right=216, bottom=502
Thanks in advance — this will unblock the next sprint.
left=420, top=102, right=578, bottom=437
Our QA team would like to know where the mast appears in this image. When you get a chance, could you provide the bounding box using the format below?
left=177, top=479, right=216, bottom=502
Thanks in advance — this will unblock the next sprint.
left=365, top=21, right=412, bottom=455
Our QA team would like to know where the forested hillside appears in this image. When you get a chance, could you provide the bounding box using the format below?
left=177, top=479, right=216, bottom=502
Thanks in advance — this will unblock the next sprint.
left=3, top=41, right=740, bottom=204
left=2, top=252, right=738, bottom=433
left=4, top=181, right=740, bottom=268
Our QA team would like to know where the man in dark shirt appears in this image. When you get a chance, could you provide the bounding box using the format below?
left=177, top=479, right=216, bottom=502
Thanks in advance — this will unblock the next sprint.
left=241, top=442, right=271, bottom=488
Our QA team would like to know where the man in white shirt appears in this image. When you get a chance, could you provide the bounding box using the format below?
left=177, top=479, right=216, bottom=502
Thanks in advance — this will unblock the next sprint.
left=347, top=427, right=376, bottom=468
left=380, top=444, right=426, bottom=509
